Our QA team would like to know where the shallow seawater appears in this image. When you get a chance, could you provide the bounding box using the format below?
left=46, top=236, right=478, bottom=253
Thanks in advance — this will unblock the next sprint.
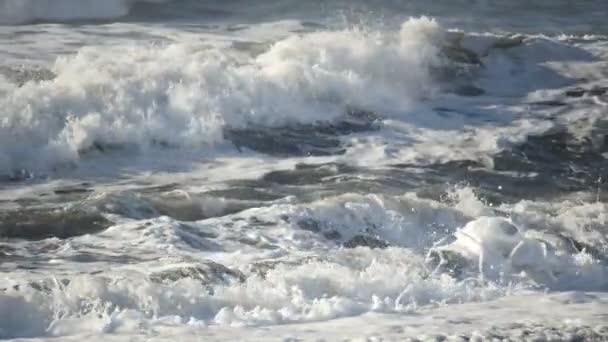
left=1, top=1, right=608, bottom=341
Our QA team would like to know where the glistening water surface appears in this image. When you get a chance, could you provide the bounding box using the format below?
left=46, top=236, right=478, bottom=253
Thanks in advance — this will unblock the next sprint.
left=1, top=1, right=608, bottom=340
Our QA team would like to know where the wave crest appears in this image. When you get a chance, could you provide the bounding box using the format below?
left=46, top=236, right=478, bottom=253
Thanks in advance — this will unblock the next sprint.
left=0, top=17, right=445, bottom=176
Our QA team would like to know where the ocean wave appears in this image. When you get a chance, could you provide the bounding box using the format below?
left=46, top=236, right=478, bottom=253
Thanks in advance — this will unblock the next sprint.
left=0, top=15, right=601, bottom=178
left=0, top=17, right=444, bottom=177
left=1, top=187, right=606, bottom=339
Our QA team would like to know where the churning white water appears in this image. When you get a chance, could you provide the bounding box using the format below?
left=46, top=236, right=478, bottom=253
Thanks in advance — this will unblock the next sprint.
left=1, top=1, right=607, bottom=341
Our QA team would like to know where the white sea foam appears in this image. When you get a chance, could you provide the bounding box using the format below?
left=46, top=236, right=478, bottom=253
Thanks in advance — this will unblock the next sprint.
left=430, top=216, right=608, bottom=288
left=2, top=12, right=604, bottom=177
left=2, top=6, right=608, bottom=341
left=0, top=17, right=446, bottom=176
left=1, top=187, right=607, bottom=339
left=2, top=16, right=601, bottom=176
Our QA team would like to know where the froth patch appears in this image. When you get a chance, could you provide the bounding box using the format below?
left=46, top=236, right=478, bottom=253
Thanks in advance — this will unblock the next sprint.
left=428, top=216, right=608, bottom=289
left=0, top=17, right=446, bottom=177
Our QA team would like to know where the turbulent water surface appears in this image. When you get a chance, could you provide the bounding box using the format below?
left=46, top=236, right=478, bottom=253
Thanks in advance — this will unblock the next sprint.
left=1, top=1, right=608, bottom=341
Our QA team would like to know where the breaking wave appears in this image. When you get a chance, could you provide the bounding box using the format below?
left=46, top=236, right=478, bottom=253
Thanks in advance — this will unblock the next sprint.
left=0, top=17, right=445, bottom=176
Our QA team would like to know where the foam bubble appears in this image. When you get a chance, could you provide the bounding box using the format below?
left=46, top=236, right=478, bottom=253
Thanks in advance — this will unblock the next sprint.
left=429, top=214, right=608, bottom=289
